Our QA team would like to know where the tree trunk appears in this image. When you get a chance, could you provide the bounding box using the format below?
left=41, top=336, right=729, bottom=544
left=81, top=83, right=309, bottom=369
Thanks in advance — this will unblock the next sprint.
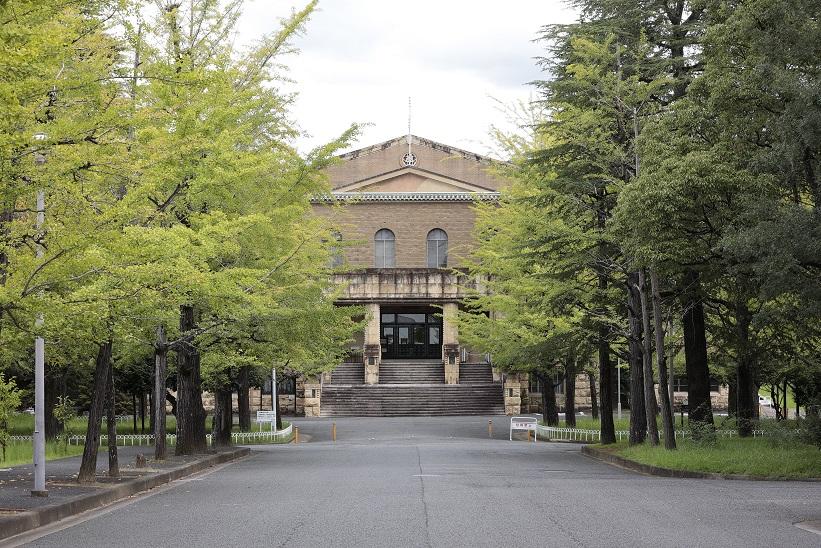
left=736, top=302, right=757, bottom=436
left=140, top=392, right=146, bottom=434
left=538, top=372, right=559, bottom=426
left=237, top=366, right=250, bottom=431
left=588, top=371, right=599, bottom=419
left=148, top=390, right=155, bottom=436
left=175, top=306, right=207, bottom=455
left=564, top=356, right=576, bottom=427
left=106, top=368, right=119, bottom=478
left=627, top=271, right=647, bottom=445
left=45, top=373, right=61, bottom=439
left=78, top=341, right=113, bottom=483
left=132, top=393, right=138, bottom=434
left=273, top=369, right=282, bottom=431
left=681, top=269, right=714, bottom=426
left=638, top=270, right=660, bottom=445
left=153, top=325, right=168, bottom=460
left=598, top=334, right=616, bottom=444
left=211, top=387, right=233, bottom=447
left=650, top=270, right=676, bottom=450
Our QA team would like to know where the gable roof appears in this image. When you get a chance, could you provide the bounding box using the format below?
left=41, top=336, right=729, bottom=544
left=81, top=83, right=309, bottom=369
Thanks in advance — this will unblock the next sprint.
left=339, top=134, right=498, bottom=164
left=325, top=134, right=508, bottom=193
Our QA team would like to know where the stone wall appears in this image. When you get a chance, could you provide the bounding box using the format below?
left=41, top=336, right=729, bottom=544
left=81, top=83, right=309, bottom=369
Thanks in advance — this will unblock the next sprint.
left=313, top=201, right=479, bottom=269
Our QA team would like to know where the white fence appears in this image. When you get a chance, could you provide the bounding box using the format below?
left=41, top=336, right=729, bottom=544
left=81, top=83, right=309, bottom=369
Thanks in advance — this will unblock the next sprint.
left=8, top=423, right=294, bottom=447
left=535, top=425, right=768, bottom=442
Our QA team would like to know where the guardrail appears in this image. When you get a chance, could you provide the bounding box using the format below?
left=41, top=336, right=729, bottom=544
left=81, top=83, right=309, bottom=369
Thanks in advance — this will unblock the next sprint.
left=8, top=424, right=294, bottom=447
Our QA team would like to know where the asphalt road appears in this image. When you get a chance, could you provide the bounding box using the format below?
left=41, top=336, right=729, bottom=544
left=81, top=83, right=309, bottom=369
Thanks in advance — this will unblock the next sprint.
left=14, top=416, right=821, bottom=547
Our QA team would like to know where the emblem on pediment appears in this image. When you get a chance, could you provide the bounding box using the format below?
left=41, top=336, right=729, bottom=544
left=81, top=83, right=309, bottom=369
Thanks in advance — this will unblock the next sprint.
left=401, top=152, right=417, bottom=167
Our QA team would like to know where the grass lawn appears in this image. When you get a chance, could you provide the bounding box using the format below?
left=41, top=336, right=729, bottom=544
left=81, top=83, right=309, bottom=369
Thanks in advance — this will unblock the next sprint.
left=598, top=437, right=821, bottom=479
left=0, top=441, right=84, bottom=468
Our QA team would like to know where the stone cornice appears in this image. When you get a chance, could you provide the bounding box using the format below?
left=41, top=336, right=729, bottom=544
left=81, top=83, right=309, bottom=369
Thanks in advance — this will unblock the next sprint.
left=312, top=191, right=500, bottom=203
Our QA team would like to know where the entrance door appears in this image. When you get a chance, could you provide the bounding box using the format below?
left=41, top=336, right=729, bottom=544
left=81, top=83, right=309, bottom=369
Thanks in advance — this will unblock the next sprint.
left=380, top=309, right=443, bottom=360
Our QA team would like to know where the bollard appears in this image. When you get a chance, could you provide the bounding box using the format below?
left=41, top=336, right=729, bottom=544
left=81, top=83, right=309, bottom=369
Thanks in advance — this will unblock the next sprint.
left=294, top=426, right=299, bottom=444
left=332, top=422, right=336, bottom=442
left=488, top=419, right=493, bottom=438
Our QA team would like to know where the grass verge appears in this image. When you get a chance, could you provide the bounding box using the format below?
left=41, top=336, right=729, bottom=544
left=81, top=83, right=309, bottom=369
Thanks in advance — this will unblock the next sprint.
left=0, top=441, right=84, bottom=467
left=594, top=437, right=821, bottom=479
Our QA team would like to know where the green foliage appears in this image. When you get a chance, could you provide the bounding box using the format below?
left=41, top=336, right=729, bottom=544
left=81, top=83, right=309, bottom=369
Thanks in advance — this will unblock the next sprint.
left=53, top=395, right=77, bottom=452
left=611, top=436, right=821, bottom=478
left=0, top=0, right=362, bottom=419
left=800, top=413, right=821, bottom=450
left=0, top=374, right=22, bottom=461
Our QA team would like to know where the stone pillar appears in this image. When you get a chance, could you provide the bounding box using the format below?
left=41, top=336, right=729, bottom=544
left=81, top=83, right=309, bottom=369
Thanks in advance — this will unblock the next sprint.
left=363, top=303, right=380, bottom=384
left=442, top=302, right=460, bottom=384
left=504, top=375, right=522, bottom=415
left=302, top=375, right=321, bottom=417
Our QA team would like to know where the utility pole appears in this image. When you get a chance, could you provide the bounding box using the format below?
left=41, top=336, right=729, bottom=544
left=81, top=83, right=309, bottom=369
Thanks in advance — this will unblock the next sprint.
left=32, top=132, right=47, bottom=497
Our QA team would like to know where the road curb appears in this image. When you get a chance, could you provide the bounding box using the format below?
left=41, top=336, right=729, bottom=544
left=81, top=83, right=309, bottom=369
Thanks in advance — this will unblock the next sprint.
left=0, top=447, right=250, bottom=541
left=581, top=445, right=821, bottom=482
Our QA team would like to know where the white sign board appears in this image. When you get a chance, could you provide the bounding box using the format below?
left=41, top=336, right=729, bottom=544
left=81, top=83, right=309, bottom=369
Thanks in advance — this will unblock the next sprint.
left=509, top=416, right=538, bottom=441
left=256, top=411, right=277, bottom=423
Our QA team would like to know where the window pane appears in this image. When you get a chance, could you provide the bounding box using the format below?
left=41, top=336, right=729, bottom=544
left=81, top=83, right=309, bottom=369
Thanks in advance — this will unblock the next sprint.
left=385, top=240, right=395, bottom=267
left=398, top=327, right=409, bottom=344
left=428, top=327, right=440, bottom=345
left=396, top=313, right=425, bottom=323
left=381, top=313, right=395, bottom=323
left=437, top=240, right=447, bottom=267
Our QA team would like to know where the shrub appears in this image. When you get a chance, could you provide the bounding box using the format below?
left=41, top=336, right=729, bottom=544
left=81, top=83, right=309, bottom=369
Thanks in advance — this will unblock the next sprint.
left=799, top=408, right=821, bottom=450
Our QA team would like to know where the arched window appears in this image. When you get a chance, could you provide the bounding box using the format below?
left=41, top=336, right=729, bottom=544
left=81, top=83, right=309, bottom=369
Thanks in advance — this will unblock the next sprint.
left=374, top=229, right=395, bottom=267
left=426, top=228, right=448, bottom=268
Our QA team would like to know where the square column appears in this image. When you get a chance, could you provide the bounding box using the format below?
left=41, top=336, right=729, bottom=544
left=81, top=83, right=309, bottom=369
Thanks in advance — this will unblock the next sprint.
left=363, top=303, right=380, bottom=384
left=442, top=303, right=460, bottom=384
left=504, top=375, right=523, bottom=415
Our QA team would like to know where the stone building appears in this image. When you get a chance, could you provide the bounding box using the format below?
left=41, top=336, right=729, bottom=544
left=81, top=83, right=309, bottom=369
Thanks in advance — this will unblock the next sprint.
left=203, top=134, right=731, bottom=420
left=300, top=134, right=522, bottom=416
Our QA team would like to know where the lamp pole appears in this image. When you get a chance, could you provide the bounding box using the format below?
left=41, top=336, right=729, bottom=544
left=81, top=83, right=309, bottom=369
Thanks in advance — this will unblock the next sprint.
left=617, top=357, right=622, bottom=421
left=32, top=132, right=47, bottom=497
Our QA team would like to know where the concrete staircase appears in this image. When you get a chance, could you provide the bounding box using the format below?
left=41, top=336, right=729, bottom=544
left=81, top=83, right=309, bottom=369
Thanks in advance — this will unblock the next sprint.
left=320, top=383, right=505, bottom=417
left=323, top=359, right=503, bottom=417
left=378, top=360, right=444, bottom=384
left=331, top=362, right=365, bottom=384
left=459, top=362, right=493, bottom=383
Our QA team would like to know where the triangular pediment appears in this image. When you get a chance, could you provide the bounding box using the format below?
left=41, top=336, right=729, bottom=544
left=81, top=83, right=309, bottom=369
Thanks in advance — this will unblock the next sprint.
left=334, top=167, right=495, bottom=194
left=325, top=135, right=508, bottom=192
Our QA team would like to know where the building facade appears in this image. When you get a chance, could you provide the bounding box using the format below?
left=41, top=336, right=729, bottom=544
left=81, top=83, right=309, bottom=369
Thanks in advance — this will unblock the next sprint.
left=304, top=135, right=516, bottom=416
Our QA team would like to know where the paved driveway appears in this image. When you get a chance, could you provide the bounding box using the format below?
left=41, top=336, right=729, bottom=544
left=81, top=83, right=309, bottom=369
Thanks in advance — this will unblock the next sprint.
left=17, top=416, right=821, bottom=547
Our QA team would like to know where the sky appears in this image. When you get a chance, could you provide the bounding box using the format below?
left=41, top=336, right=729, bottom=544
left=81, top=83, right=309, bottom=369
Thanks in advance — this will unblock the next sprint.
left=236, top=1, right=577, bottom=156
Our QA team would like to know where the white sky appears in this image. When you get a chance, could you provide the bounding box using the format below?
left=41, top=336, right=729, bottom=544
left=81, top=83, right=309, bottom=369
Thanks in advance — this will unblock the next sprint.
left=236, top=1, right=577, bottom=156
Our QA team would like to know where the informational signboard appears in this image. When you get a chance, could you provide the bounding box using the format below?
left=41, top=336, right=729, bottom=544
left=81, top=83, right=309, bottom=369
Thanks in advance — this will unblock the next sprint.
left=509, top=416, right=538, bottom=441
left=256, top=411, right=277, bottom=423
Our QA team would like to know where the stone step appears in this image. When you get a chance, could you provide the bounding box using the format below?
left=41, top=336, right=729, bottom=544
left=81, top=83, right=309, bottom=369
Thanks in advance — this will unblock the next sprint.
left=331, top=362, right=365, bottom=384
left=459, top=363, right=493, bottom=384
left=320, top=383, right=505, bottom=417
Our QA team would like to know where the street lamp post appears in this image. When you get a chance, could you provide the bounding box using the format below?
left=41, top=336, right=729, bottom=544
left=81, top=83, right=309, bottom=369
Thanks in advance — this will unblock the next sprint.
left=617, top=357, right=622, bottom=421
left=32, top=132, right=47, bottom=497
